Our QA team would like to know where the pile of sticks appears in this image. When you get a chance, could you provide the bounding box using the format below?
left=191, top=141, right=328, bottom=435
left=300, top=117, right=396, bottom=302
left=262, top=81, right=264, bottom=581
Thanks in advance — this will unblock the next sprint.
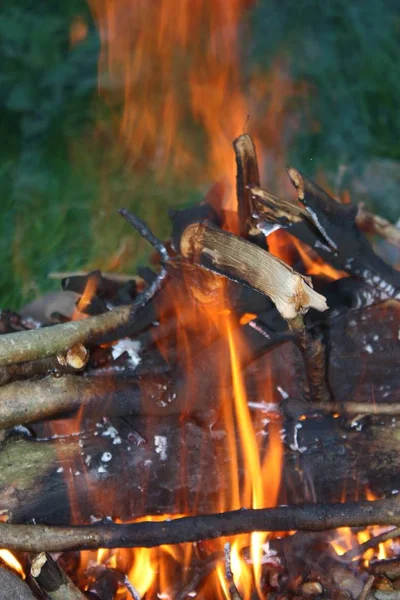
left=0, top=134, right=399, bottom=598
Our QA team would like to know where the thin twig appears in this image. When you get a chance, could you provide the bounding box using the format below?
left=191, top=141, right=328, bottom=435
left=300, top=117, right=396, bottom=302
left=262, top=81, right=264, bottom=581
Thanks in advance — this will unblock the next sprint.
left=342, top=527, right=400, bottom=562
left=358, top=575, right=375, bottom=600
left=0, top=268, right=166, bottom=367
left=1, top=497, right=400, bottom=552
left=224, top=543, right=243, bottom=600
left=119, top=208, right=169, bottom=262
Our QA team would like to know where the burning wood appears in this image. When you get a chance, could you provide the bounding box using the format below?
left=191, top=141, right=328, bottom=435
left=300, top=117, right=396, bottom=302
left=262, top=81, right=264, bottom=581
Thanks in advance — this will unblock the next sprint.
left=0, top=133, right=398, bottom=598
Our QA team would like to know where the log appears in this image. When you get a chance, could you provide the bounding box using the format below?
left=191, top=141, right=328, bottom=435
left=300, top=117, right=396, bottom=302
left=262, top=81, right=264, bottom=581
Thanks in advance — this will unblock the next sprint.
left=0, top=567, right=36, bottom=600
left=0, top=373, right=172, bottom=429
left=179, top=222, right=328, bottom=320
left=1, top=496, right=400, bottom=552
left=31, top=552, right=86, bottom=599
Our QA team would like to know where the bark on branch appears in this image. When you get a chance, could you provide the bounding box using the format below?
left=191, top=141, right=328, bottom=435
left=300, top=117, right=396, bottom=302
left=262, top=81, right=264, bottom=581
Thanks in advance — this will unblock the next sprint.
left=1, top=497, right=400, bottom=552
left=0, top=266, right=166, bottom=367
left=0, top=373, right=171, bottom=429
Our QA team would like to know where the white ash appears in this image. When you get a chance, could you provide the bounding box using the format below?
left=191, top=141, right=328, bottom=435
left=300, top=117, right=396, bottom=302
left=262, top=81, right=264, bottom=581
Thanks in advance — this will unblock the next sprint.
left=248, top=401, right=279, bottom=413
left=155, top=435, right=168, bottom=461
left=277, top=386, right=289, bottom=400
left=85, top=455, right=92, bottom=466
left=113, top=436, right=122, bottom=445
left=56, top=467, right=64, bottom=473
left=111, top=339, right=141, bottom=368
left=75, top=471, right=81, bottom=476
left=101, top=424, right=119, bottom=439
left=98, top=465, right=107, bottom=473
left=289, top=423, right=307, bottom=453
left=101, top=452, right=112, bottom=462
left=365, top=344, right=373, bottom=354
left=11, top=425, right=32, bottom=437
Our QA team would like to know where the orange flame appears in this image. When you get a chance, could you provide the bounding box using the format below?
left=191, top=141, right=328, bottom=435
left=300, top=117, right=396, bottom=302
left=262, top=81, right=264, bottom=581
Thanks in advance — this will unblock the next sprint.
left=0, top=550, right=25, bottom=579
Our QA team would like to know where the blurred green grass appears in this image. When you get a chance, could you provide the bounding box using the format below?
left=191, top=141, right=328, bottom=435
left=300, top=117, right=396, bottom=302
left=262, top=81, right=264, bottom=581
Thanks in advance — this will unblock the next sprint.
left=1, top=0, right=400, bottom=308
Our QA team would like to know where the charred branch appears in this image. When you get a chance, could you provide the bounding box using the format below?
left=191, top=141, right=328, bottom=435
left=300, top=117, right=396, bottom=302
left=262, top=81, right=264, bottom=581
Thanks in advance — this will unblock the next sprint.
left=2, top=497, right=400, bottom=552
left=179, top=222, right=328, bottom=320
left=356, top=203, right=400, bottom=249
left=119, top=209, right=169, bottom=262
left=233, top=134, right=264, bottom=246
left=286, top=168, right=400, bottom=298
left=31, top=552, right=86, bottom=600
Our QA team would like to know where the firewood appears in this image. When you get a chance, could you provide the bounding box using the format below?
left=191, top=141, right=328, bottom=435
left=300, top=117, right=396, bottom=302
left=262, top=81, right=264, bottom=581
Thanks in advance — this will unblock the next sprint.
left=356, top=203, right=400, bottom=248
left=31, top=552, right=86, bottom=599
left=1, top=496, right=400, bottom=552
left=0, top=343, right=89, bottom=387
left=233, top=134, right=264, bottom=247
left=179, top=222, right=328, bottom=321
left=0, top=373, right=171, bottom=429
left=250, top=185, right=337, bottom=251
left=0, top=268, right=166, bottom=367
left=286, top=168, right=400, bottom=298
left=0, top=567, right=36, bottom=599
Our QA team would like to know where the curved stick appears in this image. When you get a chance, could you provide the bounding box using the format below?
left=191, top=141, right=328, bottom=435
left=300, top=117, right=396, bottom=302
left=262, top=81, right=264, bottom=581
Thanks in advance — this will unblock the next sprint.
left=1, top=497, right=400, bottom=552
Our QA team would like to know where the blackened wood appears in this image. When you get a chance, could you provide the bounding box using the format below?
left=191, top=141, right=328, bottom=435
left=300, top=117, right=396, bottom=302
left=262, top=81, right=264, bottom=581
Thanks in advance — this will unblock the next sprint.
left=1, top=496, right=400, bottom=552
left=285, top=168, right=400, bottom=298
left=233, top=134, right=264, bottom=247
left=119, top=209, right=169, bottom=262
left=31, top=552, right=86, bottom=599
left=0, top=567, right=36, bottom=599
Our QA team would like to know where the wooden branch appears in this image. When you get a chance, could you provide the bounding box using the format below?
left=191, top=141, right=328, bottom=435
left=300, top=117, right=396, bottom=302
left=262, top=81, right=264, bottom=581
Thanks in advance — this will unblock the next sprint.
left=0, top=567, right=36, bottom=599
left=356, top=203, right=400, bottom=248
left=31, top=552, right=86, bottom=599
left=0, top=343, right=89, bottom=386
left=119, top=208, right=169, bottom=261
left=287, top=316, right=330, bottom=403
left=0, top=373, right=171, bottom=429
left=286, top=168, right=400, bottom=298
left=233, top=134, right=262, bottom=242
left=342, top=526, right=400, bottom=562
left=1, top=497, right=400, bottom=552
left=250, top=185, right=336, bottom=251
left=285, top=400, right=400, bottom=418
left=0, top=269, right=166, bottom=367
left=179, top=222, right=328, bottom=320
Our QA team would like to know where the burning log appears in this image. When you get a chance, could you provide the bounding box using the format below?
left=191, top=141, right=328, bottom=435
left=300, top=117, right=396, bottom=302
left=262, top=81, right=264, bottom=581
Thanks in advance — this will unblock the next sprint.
left=1, top=496, right=400, bottom=552
left=179, top=221, right=330, bottom=400
left=0, top=567, right=36, bottom=599
left=31, top=552, right=86, bottom=599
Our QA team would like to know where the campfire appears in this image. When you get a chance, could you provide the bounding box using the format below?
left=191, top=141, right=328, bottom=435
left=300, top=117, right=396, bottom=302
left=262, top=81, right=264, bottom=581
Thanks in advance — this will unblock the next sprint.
left=0, top=130, right=399, bottom=598
left=1, top=1, right=400, bottom=598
